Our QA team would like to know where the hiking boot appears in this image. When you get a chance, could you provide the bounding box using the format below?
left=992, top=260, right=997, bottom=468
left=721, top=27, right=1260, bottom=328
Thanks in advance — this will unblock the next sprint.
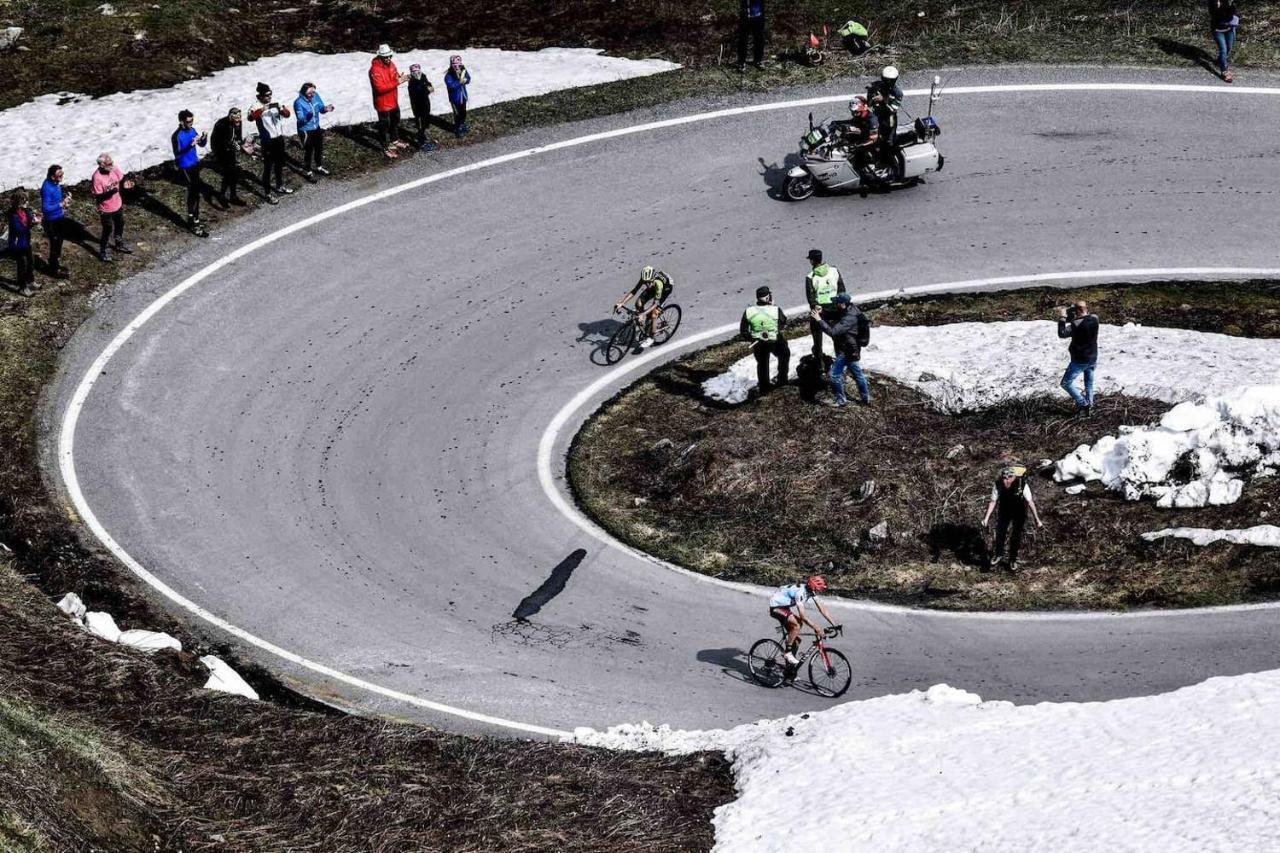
left=99, top=247, right=113, bottom=263
left=113, top=240, right=133, bottom=254
left=315, top=166, right=331, bottom=176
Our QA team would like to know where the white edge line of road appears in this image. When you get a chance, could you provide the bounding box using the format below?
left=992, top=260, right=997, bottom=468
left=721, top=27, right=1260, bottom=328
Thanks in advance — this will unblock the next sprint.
left=57, top=81, right=1280, bottom=738
left=538, top=267, right=1280, bottom=623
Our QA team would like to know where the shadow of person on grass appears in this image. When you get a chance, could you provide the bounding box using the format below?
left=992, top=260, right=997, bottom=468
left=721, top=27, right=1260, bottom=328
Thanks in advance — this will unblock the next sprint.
left=1151, top=36, right=1221, bottom=79
left=923, top=521, right=992, bottom=569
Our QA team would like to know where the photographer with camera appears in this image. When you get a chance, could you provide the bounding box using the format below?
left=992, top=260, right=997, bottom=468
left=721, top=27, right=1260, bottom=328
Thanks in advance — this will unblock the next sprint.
left=249, top=82, right=293, bottom=203
left=1057, top=298, right=1099, bottom=413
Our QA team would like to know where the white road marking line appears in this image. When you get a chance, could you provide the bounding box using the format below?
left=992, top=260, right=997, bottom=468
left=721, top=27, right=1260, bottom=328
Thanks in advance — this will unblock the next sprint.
left=58, top=82, right=1280, bottom=734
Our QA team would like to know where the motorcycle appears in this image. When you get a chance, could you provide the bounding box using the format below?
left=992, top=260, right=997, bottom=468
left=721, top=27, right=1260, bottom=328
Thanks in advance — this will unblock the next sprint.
left=783, top=75, right=944, bottom=201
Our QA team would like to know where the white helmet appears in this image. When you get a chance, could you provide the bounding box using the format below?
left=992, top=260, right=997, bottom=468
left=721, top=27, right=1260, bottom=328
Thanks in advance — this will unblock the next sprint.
left=881, top=65, right=899, bottom=82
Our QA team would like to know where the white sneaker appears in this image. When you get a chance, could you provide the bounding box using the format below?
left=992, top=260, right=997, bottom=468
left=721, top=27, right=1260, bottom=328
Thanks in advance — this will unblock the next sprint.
left=783, top=652, right=800, bottom=666
left=638, top=337, right=655, bottom=349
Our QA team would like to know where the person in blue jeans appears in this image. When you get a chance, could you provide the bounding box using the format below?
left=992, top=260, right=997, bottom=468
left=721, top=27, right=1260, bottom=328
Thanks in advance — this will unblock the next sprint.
left=1057, top=299, right=1099, bottom=412
left=811, top=293, right=871, bottom=407
left=1209, top=0, right=1239, bottom=82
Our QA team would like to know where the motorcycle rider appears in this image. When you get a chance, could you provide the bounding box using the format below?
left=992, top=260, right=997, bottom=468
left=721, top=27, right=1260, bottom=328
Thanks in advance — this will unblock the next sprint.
left=830, top=96, right=878, bottom=177
left=866, top=66, right=903, bottom=140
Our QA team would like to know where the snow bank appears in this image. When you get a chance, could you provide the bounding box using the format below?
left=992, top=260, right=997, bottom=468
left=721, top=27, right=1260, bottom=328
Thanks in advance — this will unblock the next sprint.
left=200, top=655, right=259, bottom=700
left=1055, top=385, right=1280, bottom=508
left=703, top=320, right=1280, bottom=410
left=117, top=629, right=182, bottom=652
left=84, top=611, right=121, bottom=642
left=0, top=47, right=679, bottom=189
left=575, top=676, right=1280, bottom=852
left=1142, top=524, right=1280, bottom=547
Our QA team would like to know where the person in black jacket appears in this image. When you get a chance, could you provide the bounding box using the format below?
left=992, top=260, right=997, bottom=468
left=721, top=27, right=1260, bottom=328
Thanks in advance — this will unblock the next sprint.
left=407, top=64, right=437, bottom=151
left=1057, top=299, right=1099, bottom=412
left=737, top=0, right=766, bottom=72
left=211, top=108, right=248, bottom=206
left=810, top=293, right=870, bottom=407
left=1209, top=0, right=1239, bottom=82
left=981, top=465, right=1044, bottom=573
left=740, top=285, right=789, bottom=394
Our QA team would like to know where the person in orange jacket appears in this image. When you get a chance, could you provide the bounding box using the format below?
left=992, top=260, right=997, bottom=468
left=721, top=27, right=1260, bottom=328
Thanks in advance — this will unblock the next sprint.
left=369, top=43, right=409, bottom=158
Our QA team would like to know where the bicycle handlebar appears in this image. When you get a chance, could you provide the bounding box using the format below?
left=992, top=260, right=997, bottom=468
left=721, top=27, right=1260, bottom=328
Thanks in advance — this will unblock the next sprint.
left=823, top=625, right=844, bottom=639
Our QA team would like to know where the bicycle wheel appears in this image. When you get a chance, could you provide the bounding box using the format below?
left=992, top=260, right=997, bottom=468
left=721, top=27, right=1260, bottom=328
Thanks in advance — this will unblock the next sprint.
left=652, top=304, right=682, bottom=345
left=808, top=647, right=852, bottom=697
left=748, top=638, right=788, bottom=688
left=604, top=321, right=637, bottom=365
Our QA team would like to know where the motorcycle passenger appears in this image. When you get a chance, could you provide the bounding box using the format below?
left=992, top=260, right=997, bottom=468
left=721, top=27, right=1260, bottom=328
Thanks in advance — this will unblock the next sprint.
left=614, top=265, right=674, bottom=347
left=866, top=65, right=904, bottom=141
left=805, top=248, right=847, bottom=362
left=830, top=96, right=878, bottom=176
left=768, top=575, right=840, bottom=681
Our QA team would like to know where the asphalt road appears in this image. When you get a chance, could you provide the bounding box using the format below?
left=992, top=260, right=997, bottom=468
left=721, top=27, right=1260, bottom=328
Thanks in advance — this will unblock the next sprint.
left=48, top=66, right=1280, bottom=737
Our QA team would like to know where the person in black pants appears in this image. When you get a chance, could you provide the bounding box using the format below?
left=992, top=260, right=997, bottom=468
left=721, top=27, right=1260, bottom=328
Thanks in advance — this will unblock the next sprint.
left=211, top=108, right=247, bottom=205
left=737, top=0, right=766, bottom=72
left=407, top=63, right=437, bottom=150
left=740, top=285, right=790, bottom=394
left=981, top=466, right=1044, bottom=572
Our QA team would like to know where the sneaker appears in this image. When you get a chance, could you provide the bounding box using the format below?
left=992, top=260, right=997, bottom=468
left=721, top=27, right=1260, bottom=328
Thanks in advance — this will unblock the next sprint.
left=638, top=337, right=654, bottom=350
left=823, top=397, right=848, bottom=409
left=19, top=285, right=35, bottom=297
left=275, top=185, right=294, bottom=195
left=421, top=141, right=437, bottom=152
left=1007, top=559, right=1019, bottom=573
left=315, top=166, right=331, bottom=176
left=113, top=240, right=133, bottom=254
left=783, top=652, right=800, bottom=666
left=736, top=63, right=747, bottom=73
left=303, top=170, right=316, bottom=181
left=384, top=148, right=399, bottom=159
left=265, top=194, right=279, bottom=205
left=99, top=248, right=113, bottom=263
left=1223, top=70, right=1235, bottom=83
left=393, top=140, right=410, bottom=150
left=989, top=555, right=1003, bottom=569
left=454, top=128, right=465, bottom=139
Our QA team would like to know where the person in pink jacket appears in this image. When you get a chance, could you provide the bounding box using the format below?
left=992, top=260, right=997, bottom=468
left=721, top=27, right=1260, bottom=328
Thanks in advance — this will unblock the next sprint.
left=89, top=152, right=134, bottom=262
left=369, top=43, right=409, bottom=158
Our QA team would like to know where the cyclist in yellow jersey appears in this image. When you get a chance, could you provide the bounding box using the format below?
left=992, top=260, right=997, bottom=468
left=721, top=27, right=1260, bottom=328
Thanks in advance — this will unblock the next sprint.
left=614, top=265, right=674, bottom=347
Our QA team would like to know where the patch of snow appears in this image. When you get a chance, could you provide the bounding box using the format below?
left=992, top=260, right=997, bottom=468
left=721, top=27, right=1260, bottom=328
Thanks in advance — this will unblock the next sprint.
left=0, top=47, right=679, bottom=190
left=200, top=655, right=259, bottom=700
left=0, top=27, right=22, bottom=51
left=56, top=592, right=86, bottom=621
left=704, top=321, right=1280, bottom=410
left=1064, top=484, right=1086, bottom=495
left=1142, top=524, right=1280, bottom=547
left=97, top=3, right=116, bottom=15
left=574, top=674, right=1280, bottom=852
left=117, top=629, right=182, bottom=652
left=1055, top=385, right=1280, bottom=508
left=84, top=611, right=121, bottom=642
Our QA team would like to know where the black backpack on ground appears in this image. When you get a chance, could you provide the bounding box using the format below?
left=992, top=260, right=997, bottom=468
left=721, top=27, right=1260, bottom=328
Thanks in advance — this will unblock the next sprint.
left=796, top=353, right=833, bottom=402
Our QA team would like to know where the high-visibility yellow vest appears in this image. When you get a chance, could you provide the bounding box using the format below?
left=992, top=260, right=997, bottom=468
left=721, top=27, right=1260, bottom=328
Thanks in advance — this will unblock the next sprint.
left=745, top=304, right=780, bottom=340
left=810, top=264, right=840, bottom=305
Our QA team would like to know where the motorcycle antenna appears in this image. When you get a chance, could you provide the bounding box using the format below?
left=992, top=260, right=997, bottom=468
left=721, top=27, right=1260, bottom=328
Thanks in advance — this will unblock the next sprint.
left=927, top=75, right=944, bottom=120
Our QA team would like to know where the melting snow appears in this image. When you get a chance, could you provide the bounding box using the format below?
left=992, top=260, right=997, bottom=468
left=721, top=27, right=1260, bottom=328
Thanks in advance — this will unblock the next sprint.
left=1142, top=524, right=1280, bottom=547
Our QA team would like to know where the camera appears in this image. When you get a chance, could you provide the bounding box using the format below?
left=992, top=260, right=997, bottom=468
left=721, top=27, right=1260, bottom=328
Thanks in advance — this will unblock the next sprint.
left=1064, top=305, right=1078, bottom=321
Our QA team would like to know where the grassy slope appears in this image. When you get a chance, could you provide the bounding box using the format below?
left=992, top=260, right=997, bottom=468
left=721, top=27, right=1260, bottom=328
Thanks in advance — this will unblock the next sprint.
left=570, top=282, right=1280, bottom=611
left=2, top=0, right=1280, bottom=847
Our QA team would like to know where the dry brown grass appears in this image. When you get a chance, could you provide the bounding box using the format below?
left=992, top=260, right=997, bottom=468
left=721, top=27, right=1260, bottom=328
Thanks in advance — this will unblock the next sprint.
left=571, top=281, right=1280, bottom=611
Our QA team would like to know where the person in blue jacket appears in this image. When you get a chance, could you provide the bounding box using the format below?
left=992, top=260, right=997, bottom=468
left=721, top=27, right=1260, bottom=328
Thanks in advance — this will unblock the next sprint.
left=444, top=55, right=471, bottom=138
left=171, top=109, right=209, bottom=231
left=40, top=164, right=71, bottom=278
left=737, top=0, right=766, bottom=72
left=294, top=82, right=335, bottom=179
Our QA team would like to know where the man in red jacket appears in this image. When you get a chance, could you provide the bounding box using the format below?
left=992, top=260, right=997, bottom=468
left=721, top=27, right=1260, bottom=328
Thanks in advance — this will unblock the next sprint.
left=369, top=44, right=409, bottom=159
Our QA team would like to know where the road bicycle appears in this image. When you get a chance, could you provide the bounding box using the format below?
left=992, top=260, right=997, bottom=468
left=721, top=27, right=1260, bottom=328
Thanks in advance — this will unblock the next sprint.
left=604, top=302, right=682, bottom=365
left=748, top=625, right=852, bottom=697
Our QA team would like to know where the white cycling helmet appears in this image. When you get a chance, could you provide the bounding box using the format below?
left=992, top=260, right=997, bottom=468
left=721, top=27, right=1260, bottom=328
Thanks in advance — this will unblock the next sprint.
left=881, top=65, right=900, bottom=81
left=640, top=265, right=656, bottom=282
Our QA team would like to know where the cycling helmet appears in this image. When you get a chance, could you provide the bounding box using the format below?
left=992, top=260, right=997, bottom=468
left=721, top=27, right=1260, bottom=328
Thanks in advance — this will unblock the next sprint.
left=640, top=265, right=656, bottom=282
left=806, top=574, right=827, bottom=593
left=881, top=65, right=900, bottom=82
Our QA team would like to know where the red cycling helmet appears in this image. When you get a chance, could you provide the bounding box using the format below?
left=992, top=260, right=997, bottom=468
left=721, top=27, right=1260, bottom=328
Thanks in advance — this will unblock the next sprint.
left=806, top=575, right=827, bottom=593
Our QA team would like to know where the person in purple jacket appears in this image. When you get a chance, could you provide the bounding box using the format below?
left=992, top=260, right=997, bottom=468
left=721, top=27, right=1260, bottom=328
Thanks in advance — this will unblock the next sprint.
left=7, top=188, right=40, bottom=295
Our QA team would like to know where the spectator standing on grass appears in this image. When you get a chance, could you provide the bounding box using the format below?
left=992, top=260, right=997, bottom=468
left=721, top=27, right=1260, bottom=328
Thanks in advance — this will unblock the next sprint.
left=250, top=82, right=293, bottom=202
left=211, top=107, right=249, bottom=206
left=804, top=248, right=846, bottom=361
left=736, top=0, right=766, bottom=72
left=810, top=293, right=870, bottom=407
left=171, top=110, right=208, bottom=232
left=1209, top=0, right=1239, bottom=83
left=40, top=164, right=71, bottom=278
left=90, top=152, right=133, bottom=262
left=740, top=285, right=790, bottom=395
left=444, top=55, right=471, bottom=138
left=294, top=82, right=334, bottom=179
left=370, top=44, right=409, bottom=158
left=981, top=464, right=1044, bottom=573
left=6, top=189, right=39, bottom=296
left=407, top=63, right=437, bottom=151
left=1057, top=298, right=1099, bottom=414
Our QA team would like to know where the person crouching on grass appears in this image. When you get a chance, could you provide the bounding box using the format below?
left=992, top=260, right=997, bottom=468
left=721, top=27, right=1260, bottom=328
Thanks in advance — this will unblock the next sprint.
left=981, top=465, right=1044, bottom=573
